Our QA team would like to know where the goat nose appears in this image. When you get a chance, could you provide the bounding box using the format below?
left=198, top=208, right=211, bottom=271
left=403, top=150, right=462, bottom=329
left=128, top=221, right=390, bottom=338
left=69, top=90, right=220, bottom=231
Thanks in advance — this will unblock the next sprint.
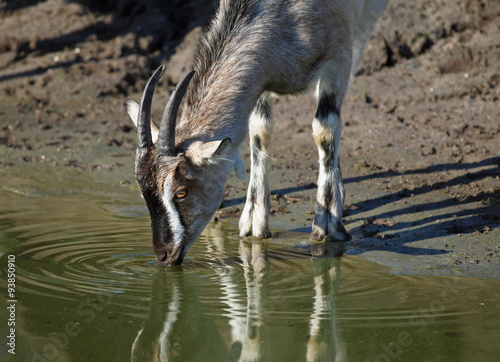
left=154, top=248, right=168, bottom=263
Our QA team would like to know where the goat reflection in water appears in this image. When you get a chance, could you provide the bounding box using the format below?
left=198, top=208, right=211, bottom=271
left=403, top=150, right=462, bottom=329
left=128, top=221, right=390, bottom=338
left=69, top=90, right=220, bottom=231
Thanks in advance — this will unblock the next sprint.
left=131, top=227, right=346, bottom=361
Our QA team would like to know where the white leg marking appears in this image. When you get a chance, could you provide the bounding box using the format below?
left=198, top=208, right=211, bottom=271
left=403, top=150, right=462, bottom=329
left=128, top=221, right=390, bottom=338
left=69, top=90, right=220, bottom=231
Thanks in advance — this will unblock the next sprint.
left=240, top=94, right=273, bottom=238
left=312, top=95, right=349, bottom=241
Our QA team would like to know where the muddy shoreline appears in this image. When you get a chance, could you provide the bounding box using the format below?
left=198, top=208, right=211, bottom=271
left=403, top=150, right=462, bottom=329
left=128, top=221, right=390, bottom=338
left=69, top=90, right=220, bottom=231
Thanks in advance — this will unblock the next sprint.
left=1, top=0, right=499, bottom=278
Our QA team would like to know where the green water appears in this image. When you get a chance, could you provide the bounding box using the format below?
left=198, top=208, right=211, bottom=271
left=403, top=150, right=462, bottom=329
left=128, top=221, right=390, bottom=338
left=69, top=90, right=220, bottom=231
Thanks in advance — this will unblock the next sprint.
left=1, top=184, right=499, bottom=362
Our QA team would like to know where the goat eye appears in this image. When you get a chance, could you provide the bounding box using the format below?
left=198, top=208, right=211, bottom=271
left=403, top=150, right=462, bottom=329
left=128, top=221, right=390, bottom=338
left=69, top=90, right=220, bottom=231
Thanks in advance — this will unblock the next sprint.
left=175, top=189, right=188, bottom=199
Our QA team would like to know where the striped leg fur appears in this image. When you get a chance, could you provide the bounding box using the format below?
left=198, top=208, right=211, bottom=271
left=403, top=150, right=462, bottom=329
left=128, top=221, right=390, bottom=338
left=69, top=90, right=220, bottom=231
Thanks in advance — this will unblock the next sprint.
left=311, top=67, right=351, bottom=242
left=239, top=94, right=274, bottom=238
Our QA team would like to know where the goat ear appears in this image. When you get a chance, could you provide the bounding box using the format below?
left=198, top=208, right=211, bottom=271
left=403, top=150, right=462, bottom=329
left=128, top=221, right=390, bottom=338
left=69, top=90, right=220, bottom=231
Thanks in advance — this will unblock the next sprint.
left=187, top=138, right=232, bottom=166
left=123, top=99, right=160, bottom=144
left=211, top=138, right=232, bottom=159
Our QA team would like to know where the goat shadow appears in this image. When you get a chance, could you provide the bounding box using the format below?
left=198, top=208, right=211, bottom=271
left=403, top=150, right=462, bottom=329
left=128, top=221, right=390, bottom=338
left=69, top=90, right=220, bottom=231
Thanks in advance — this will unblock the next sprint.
left=222, top=156, right=500, bottom=257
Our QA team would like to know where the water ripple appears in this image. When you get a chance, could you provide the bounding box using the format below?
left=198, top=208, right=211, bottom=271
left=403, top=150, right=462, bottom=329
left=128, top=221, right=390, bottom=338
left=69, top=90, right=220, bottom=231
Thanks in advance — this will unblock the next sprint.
left=3, top=192, right=497, bottom=335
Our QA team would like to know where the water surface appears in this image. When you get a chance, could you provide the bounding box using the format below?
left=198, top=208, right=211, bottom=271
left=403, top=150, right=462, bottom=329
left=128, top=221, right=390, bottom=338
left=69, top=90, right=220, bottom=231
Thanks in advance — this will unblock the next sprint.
left=1, top=188, right=499, bottom=361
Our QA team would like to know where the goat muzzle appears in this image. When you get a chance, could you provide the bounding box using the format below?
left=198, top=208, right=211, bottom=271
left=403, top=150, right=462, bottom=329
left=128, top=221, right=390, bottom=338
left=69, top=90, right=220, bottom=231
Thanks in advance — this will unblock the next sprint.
left=153, top=243, right=184, bottom=266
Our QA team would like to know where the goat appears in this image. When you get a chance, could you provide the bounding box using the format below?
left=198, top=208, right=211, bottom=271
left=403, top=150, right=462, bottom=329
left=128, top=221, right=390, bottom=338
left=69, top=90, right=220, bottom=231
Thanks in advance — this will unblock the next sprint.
left=124, top=0, right=388, bottom=265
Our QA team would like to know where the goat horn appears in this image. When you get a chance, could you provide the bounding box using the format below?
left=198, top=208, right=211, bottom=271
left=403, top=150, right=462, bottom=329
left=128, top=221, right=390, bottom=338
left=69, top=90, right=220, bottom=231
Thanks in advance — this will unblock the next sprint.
left=137, top=65, right=165, bottom=149
left=157, top=70, right=195, bottom=156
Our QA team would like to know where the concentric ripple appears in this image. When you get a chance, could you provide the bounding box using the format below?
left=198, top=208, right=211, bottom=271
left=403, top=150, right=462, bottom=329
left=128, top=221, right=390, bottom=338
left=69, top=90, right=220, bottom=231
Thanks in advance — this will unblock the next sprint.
left=9, top=212, right=157, bottom=298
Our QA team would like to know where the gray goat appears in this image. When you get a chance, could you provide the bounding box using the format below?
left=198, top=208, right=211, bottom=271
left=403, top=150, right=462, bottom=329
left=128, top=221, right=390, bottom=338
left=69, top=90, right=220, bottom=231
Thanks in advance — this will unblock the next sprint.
left=124, top=0, right=388, bottom=265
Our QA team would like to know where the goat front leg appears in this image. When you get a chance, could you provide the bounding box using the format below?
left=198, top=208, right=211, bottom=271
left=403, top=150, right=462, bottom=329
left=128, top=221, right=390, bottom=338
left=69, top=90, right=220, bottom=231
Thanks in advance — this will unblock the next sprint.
left=311, top=89, right=350, bottom=242
left=239, top=94, right=274, bottom=238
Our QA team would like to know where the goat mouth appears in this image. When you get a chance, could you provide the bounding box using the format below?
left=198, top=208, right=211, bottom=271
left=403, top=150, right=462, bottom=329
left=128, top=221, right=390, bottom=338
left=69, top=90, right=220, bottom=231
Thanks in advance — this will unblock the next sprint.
left=156, top=256, right=184, bottom=267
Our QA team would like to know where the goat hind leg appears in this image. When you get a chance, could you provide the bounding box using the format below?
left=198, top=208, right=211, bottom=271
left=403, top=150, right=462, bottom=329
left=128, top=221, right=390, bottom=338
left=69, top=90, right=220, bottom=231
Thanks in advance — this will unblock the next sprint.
left=239, top=94, right=273, bottom=238
left=311, top=90, right=350, bottom=242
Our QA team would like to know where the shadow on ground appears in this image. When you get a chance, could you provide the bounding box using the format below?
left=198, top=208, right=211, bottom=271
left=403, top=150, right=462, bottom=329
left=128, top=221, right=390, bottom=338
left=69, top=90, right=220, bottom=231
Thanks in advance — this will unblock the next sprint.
left=224, top=156, right=499, bottom=258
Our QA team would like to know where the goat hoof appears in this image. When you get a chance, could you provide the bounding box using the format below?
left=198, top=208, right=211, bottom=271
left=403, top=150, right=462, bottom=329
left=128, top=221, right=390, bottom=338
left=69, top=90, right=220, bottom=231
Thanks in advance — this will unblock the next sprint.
left=311, top=230, right=351, bottom=242
left=311, top=219, right=350, bottom=242
left=331, top=220, right=351, bottom=241
left=239, top=229, right=252, bottom=238
left=327, top=231, right=351, bottom=242
left=255, top=229, right=272, bottom=239
left=238, top=220, right=253, bottom=238
left=311, top=227, right=326, bottom=241
left=238, top=228, right=271, bottom=239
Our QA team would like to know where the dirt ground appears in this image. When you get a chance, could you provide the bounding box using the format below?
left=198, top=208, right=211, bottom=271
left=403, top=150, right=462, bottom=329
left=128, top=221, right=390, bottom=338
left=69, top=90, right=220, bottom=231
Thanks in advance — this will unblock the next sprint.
left=0, top=0, right=499, bottom=278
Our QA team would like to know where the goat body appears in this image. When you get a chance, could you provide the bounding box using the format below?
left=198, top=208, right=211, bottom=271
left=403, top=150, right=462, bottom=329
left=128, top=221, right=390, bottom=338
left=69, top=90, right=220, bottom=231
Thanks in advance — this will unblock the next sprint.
left=125, top=0, right=388, bottom=265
